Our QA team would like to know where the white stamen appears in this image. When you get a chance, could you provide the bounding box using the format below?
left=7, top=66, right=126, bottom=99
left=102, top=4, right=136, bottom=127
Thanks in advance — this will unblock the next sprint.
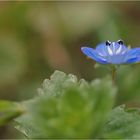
left=112, top=42, right=116, bottom=53
left=116, top=46, right=122, bottom=54
left=107, top=46, right=113, bottom=55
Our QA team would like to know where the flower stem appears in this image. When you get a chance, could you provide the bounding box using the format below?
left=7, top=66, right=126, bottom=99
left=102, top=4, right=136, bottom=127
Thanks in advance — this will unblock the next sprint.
left=112, top=67, right=117, bottom=83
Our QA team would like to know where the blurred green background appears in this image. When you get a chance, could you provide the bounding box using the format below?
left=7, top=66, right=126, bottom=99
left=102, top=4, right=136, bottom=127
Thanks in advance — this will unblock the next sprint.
left=1, top=1, right=140, bottom=138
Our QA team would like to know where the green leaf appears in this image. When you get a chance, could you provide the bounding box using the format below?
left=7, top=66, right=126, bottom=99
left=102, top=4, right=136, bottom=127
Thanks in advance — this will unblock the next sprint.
left=102, top=105, right=140, bottom=139
left=0, top=100, right=23, bottom=126
left=37, top=70, right=78, bottom=97
left=15, top=70, right=116, bottom=138
left=117, top=65, right=140, bottom=103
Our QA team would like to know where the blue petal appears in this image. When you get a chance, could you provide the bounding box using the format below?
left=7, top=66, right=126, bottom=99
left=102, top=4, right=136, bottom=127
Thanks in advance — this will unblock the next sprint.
left=125, top=48, right=140, bottom=63
left=106, top=55, right=126, bottom=64
left=95, top=43, right=108, bottom=56
left=126, top=57, right=139, bottom=63
left=127, top=48, right=140, bottom=55
left=81, top=47, right=107, bottom=64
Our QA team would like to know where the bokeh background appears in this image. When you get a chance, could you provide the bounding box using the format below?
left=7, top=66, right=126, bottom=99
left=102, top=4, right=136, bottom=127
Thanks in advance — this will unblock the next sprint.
left=1, top=1, right=140, bottom=138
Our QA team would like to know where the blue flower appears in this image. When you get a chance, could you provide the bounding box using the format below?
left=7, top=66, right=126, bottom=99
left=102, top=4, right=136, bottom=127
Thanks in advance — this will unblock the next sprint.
left=81, top=40, right=140, bottom=65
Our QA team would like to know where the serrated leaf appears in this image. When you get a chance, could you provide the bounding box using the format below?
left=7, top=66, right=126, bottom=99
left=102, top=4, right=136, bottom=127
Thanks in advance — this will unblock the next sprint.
left=102, top=105, right=140, bottom=139
left=38, top=70, right=78, bottom=97
left=15, top=70, right=116, bottom=138
left=15, top=99, right=40, bottom=138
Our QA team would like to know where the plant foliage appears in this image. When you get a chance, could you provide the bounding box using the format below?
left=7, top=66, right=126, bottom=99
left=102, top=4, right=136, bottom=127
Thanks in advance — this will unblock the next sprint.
left=1, top=70, right=140, bottom=139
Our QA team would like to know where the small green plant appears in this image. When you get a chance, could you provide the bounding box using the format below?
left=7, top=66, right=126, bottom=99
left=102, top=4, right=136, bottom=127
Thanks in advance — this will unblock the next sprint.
left=0, top=70, right=140, bottom=139
left=15, top=71, right=116, bottom=138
